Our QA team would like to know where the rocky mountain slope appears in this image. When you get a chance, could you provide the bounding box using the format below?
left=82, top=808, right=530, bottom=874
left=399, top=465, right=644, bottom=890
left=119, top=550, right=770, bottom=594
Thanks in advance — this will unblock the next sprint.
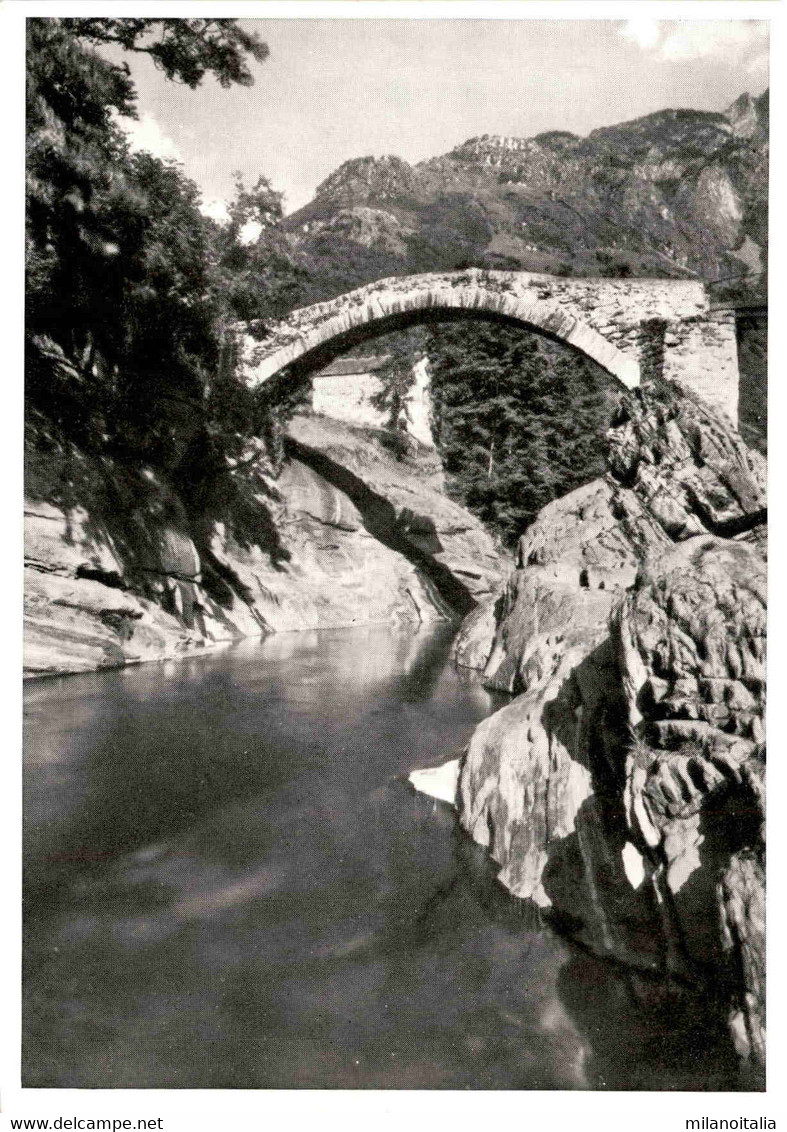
left=450, top=380, right=766, bottom=1084
left=284, top=92, right=767, bottom=304
left=24, top=412, right=506, bottom=677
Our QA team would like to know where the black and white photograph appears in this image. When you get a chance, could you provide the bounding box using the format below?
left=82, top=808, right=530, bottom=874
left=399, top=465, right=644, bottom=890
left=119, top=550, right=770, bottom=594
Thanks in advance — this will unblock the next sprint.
left=7, top=0, right=776, bottom=1120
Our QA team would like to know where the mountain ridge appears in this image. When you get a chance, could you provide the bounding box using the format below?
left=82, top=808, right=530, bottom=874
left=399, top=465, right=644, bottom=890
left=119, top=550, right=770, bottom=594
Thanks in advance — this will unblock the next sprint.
left=282, top=91, right=767, bottom=305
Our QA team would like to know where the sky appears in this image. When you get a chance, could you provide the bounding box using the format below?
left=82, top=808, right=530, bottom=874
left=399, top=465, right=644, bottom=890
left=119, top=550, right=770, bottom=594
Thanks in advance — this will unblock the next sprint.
left=116, top=18, right=769, bottom=219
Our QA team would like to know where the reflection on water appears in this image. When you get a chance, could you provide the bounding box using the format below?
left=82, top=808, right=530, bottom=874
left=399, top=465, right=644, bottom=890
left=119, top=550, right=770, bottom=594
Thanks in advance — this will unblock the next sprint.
left=24, top=625, right=739, bottom=1089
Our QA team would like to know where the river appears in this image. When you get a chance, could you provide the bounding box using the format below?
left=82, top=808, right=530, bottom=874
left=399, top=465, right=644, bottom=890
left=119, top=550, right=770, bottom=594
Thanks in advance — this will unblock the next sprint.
left=23, top=624, right=738, bottom=1090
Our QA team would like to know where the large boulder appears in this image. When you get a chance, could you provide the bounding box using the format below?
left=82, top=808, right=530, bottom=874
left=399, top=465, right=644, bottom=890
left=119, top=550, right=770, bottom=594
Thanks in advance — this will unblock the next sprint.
left=452, top=595, right=500, bottom=672
left=454, top=387, right=766, bottom=1079
left=607, top=382, right=766, bottom=542
left=516, top=477, right=670, bottom=587
left=286, top=413, right=507, bottom=604
left=480, top=570, right=619, bottom=694
left=453, top=477, right=669, bottom=681
left=206, top=457, right=456, bottom=635
left=618, top=536, right=766, bottom=749
left=459, top=632, right=614, bottom=904
left=456, top=382, right=766, bottom=689
left=618, top=538, right=766, bottom=1070
left=719, top=850, right=766, bottom=1069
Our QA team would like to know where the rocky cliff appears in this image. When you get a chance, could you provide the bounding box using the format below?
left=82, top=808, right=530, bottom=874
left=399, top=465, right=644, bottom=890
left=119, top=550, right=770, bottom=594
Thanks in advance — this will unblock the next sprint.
left=24, top=412, right=506, bottom=678
left=452, top=380, right=766, bottom=1083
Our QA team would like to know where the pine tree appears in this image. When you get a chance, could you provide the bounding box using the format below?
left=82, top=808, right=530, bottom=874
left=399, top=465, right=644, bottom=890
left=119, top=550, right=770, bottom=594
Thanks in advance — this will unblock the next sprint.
left=425, top=321, right=617, bottom=545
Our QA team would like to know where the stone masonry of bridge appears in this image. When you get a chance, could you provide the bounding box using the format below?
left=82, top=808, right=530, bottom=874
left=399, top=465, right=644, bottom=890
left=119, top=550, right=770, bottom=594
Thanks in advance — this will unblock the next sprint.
left=242, top=270, right=740, bottom=424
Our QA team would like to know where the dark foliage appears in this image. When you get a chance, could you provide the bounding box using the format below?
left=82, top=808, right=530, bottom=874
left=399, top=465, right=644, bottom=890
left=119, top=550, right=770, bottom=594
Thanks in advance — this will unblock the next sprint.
left=61, top=18, right=269, bottom=88
left=359, top=320, right=619, bottom=547
left=426, top=323, right=618, bottom=545
left=26, top=17, right=306, bottom=525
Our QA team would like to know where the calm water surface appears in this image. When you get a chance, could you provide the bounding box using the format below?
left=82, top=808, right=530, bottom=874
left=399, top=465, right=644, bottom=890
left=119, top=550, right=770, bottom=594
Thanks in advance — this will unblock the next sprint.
left=24, top=625, right=737, bottom=1089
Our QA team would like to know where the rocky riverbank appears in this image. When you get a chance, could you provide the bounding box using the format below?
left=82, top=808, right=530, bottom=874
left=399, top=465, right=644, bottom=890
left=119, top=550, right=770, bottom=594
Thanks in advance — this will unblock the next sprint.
left=25, top=368, right=766, bottom=1084
left=451, top=379, right=766, bottom=1084
left=24, top=412, right=506, bottom=678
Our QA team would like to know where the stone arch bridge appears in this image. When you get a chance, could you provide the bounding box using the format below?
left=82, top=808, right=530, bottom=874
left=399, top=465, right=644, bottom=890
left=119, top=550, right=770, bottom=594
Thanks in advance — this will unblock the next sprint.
left=242, top=270, right=740, bottom=424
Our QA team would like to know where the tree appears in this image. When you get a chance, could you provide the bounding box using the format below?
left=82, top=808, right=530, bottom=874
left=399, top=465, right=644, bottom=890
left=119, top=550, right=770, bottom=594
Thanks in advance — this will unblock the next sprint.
left=364, top=326, right=425, bottom=432
left=26, top=17, right=316, bottom=581
left=110, top=154, right=216, bottom=463
left=27, top=21, right=139, bottom=351
left=424, top=322, right=617, bottom=545
left=26, top=18, right=285, bottom=461
left=26, top=17, right=271, bottom=352
left=60, top=19, right=268, bottom=88
left=358, top=319, right=617, bottom=546
left=207, top=173, right=307, bottom=328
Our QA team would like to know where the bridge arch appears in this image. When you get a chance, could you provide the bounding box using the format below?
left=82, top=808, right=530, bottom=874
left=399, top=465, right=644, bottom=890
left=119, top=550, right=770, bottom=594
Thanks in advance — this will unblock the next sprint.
left=243, top=271, right=641, bottom=391
left=241, top=269, right=740, bottom=424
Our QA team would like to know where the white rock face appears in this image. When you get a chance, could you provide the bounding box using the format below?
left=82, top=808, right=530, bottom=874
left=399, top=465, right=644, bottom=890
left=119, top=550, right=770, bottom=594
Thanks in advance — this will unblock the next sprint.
left=311, top=354, right=436, bottom=448
left=400, top=356, right=436, bottom=448
left=312, top=369, right=388, bottom=430
left=622, top=841, right=646, bottom=890
left=409, top=759, right=460, bottom=806
left=24, top=413, right=507, bottom=677
left=25, top=500, right=123, bottom=578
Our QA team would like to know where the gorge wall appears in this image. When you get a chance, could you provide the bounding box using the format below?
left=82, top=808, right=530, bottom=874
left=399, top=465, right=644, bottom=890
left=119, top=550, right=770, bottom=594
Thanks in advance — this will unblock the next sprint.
left=24, top=412, right=505, bottom=678
left=451, top=379, right=766, bottom=1084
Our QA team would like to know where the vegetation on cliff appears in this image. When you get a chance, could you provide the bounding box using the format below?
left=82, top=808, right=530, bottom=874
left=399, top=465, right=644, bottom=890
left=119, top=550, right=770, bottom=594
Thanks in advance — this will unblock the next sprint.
left=426, top=323, right=617, bottom=546
left=26, top=18, right=303, bottom=515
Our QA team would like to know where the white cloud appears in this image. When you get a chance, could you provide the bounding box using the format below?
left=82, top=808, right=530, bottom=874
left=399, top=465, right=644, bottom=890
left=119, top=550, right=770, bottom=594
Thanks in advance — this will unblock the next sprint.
left=117, top=113, right=182, bottom=163
left=746, top=50, right=770, bottom=80
left=238, top=220, right=263, bottom=246
left=621, top=19, right=768, bottom=77
left=199, top=198, right=231, bottom=224
left=196, top=205, right=263, bottom=241
left=659, top=21, right=768, bottom=64
left=620, top=20, right=661, bottom=51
